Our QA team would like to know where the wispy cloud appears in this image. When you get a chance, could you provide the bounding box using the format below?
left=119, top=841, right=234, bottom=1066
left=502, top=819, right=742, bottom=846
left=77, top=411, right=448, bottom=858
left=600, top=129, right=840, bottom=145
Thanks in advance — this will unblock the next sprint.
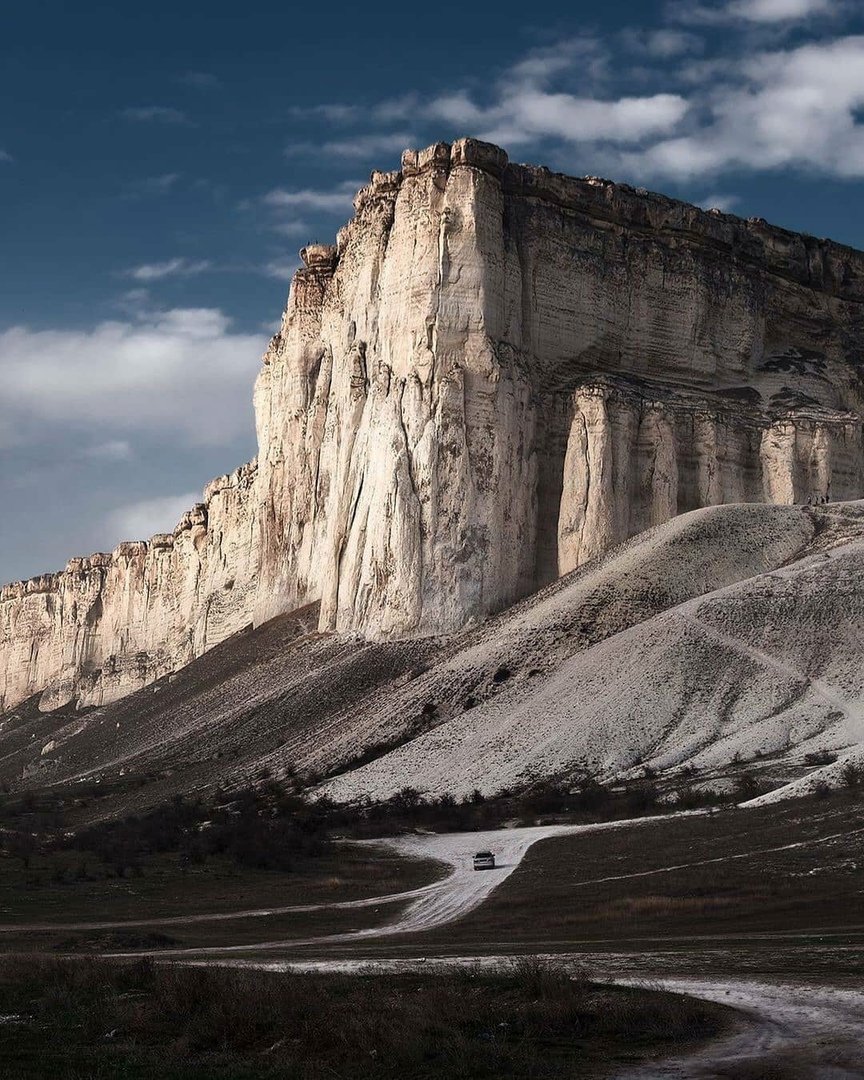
left=0, top=308, right=264, bottom=448
left=255, top=181, right=359, bottom=244
left=287, top=131, right=417, bottom=159
left=259, top=257, right=301, bottom=281
left=123, top=258, right=212, bottom=282
left=272, top=219, right=313, bottom=238
left=123, top=173, right=181, bottom=198
left=120, top=106, right=191, bottom=125
left=104, top=491, right=201, bottom=543
left=288, top=102, right=362, bottom=123
left=671, top=0, right=840, bottom=24
left=0, top=150, right=12, bottom=163
left=261, top=181, right=359, bottom=213
left=621, top=28, right=705, bottom=58
left=180, top=71, right=221, bottom=90
left=287, top=96, right=420, bottom=126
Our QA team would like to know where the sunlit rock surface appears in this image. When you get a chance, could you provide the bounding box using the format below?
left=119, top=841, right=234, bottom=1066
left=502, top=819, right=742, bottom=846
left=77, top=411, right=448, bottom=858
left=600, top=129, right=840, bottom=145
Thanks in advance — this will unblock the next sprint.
left=4, top=138, right=864, bottom=712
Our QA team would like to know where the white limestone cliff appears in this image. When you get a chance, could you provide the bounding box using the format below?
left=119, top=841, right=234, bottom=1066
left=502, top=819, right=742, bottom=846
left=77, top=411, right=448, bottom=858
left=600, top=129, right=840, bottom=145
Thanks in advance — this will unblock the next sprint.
left=4, top=137, right=864, bottom=712
left=0, top=461, right=258, bottom=711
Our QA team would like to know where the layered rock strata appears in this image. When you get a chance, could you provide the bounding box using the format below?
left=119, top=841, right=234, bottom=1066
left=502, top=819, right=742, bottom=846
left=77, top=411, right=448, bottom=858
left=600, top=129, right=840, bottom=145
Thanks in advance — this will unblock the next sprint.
left=0, top=462, right=258, bottom=711
left=4, top=137, right=864, bottom=711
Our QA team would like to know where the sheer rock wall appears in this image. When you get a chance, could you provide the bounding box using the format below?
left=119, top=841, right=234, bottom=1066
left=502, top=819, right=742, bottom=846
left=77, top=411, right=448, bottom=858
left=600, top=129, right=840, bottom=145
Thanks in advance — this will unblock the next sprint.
left=0, top=462, right=258, bottom=711
left=4, top=137, right=864, bottom=711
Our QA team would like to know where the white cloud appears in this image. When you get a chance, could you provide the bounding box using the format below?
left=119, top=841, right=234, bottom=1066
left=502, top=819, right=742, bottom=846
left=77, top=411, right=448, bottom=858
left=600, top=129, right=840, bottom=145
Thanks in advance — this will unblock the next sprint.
left=0, top=307, right=265, bottom=447
left=104, top=491, right=201, bottom=543
left=672, top=0, right=839, bottom=23
left=259, top=257, right=301, bottom=281
left=120, top=106, right=190, bottom=125
left=698, top=192, right=741, bottom=211
left=483, top=92, right=689, bottom=146
left=426, top=87, right=688, bottom=148
left=0, top=150, right=12, bottom=163
left=83, top=440, right=133, bottom=462
left=288, top=132, right=417, bottom=159
left=509, top=36, right=610, bottom=85
left=261, top=181, right=358, bottom=213
left=124, top=258, right=212, bottom=282
left=287, top=96, right=420, bottom=125
left=733, top=0, right=834, bottom=17
left=616, top=35, right=864, bottom=180
left=420, top=36, right=688, bottom=149
left=257, top=183, right=360, bottom=246
left=319, top=131, right=416, bottom=158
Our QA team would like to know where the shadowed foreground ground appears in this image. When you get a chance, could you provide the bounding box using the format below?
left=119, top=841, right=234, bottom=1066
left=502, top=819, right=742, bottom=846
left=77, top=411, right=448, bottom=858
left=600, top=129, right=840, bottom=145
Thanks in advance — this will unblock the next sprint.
left=0, top=956, right=730, bottom=1080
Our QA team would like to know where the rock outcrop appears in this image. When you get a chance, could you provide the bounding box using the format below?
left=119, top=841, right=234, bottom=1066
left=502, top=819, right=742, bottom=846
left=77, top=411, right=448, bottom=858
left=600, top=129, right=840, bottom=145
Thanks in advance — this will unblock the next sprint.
left=4, top=137, right=864, bottom=712
left=0, top=462, right=259, bottom=711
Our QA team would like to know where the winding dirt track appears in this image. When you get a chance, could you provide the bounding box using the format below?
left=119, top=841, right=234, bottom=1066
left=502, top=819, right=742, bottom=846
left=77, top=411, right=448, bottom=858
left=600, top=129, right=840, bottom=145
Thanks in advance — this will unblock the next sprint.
left=0, top=884, right=437, bottom=935
left=18, top=810, right=864, bottom=1074
left=615, top=977, right=864, bottom=1079
left=223, top=954, right=864, bottom=1078
left=114, top=812, right=700, bottom=957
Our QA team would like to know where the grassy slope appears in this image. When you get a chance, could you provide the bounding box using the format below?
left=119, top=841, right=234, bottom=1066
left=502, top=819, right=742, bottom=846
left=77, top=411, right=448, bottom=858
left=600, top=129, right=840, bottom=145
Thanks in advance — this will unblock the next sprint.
left=0, top=843, right=444, bottom=952
left=403, top=794, right=864, bottom=954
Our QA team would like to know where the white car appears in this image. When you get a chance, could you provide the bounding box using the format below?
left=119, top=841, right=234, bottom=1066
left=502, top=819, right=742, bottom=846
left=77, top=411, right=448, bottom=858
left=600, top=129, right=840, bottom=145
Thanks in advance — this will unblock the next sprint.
left=473, top=850, right=496, bottom=870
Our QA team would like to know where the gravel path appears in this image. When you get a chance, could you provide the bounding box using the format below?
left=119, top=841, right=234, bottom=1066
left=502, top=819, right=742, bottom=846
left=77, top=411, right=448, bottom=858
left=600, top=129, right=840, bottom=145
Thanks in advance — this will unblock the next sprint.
left=110, top=811, right=695, bottom=957
left=615, top=976, right=864, bottom=1078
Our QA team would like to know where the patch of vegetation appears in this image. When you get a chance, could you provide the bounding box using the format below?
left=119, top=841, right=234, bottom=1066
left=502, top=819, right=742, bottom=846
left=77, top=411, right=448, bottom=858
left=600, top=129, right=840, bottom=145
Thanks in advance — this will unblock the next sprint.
left=0, top=784, right=330, bottom=882
left=322, top=775, right=734, bottom=838
left=71, top=785, right=329, bottom=876
left=0, top=956, right=731, bottom=1079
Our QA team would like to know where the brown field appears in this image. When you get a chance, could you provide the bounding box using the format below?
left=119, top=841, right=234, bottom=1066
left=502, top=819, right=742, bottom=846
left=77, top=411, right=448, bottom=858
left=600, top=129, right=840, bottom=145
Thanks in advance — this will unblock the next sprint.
left=0, top=842, right=443, bottom=953
left=399, top=793, right=864, bottom=956
left=0, top=955, right=732, bottom=1079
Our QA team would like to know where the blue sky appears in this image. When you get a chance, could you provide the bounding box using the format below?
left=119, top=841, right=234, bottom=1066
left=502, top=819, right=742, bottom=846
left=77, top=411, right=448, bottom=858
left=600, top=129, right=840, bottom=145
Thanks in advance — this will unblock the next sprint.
left=3, top=0, right=864, bottom=583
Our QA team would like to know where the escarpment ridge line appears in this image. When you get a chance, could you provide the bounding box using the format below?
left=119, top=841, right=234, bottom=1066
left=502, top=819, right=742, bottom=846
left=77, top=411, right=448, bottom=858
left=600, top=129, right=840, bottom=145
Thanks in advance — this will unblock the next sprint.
left=5, top=137, right=864, bottom=717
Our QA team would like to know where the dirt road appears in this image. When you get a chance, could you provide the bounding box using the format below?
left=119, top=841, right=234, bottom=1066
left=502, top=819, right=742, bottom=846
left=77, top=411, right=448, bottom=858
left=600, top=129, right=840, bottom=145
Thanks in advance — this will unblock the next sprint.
left=88, top=810, right=864, bottom=1074
left=210, top=952, right=864, bottom=1078
left=616, top=976, right=864, bottom=1079
left=108, top=812, right=699, bottom=957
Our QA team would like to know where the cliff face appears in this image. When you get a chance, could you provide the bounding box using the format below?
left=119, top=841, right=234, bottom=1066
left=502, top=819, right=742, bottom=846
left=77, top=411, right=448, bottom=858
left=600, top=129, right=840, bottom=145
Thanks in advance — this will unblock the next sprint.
left=4, top=137, right=864, bottom=712
left=0, top=462, right=259, bottom=711
left=255, top=138, right=864, bottom=633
